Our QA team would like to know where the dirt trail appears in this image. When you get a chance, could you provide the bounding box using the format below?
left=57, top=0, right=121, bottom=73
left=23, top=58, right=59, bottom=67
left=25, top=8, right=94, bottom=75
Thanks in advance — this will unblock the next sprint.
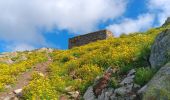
left=0, top=55, right=52, bottom=100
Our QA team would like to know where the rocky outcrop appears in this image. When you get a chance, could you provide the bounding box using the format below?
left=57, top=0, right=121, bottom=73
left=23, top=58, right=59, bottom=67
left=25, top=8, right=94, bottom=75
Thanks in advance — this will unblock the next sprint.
left=83, top=68, right=141, bottom=100
left=139, top=26, right=170, bottom=99
left=149, top=29, right=170, bottom=69
left=162, top=17, right=170, bottom=26
left=139, top=63, right=170, bottom=99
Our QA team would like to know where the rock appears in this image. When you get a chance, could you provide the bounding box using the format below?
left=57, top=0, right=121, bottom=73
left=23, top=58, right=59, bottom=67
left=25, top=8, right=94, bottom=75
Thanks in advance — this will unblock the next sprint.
left=13, top=89, right=22, bottom=95
left=149, top=29, right=170, bottom=69
left=120, top=75, right=135, bottom=86
left=68, top=91, right=79, bottom=98
left=132, top=84, right=141, bottom=92
left=20, top=55, right=27, bottom=61
left=104, top=88, right=114, bottom=100
left=93, top=67, right=114, bottom=96
left=98, top=88, right=114, bottom=100
left=5, top=85, right=12, bottom=89
left=133, top=84, right=140, bottom=89
left=98, top=90, right=105, bottom=100
left=48, top=48, right=53, bottom=53
left=83, top=86, right=96, bottom=100
left=137, top=85, right=147, bottom=95
left=142, top=63, right=170, bottom=99
left=127, top=69, right=136, bottom=77
left=3, top=96, right=18, bottom=100
left=65, top=86, right=73, bottom=92
left=6, top=59, right=14, bottom=64
left=38, top=72, right=45, bottom=77
left=38, top=48, right=48, bottom=52
left=114, top=84, right=133, bottom=96
left=110, top=94, right=117, bottom=100
left=162, top=17, right=170, bottom=26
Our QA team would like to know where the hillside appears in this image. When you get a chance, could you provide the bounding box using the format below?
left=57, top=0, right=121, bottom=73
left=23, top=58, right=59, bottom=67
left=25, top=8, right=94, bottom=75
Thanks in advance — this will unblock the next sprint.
left=0, top=21, right=170, bottom=100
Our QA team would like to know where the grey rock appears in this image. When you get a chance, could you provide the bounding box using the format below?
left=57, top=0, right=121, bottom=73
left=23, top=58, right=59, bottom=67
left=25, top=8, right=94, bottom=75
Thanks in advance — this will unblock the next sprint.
left=105, top=88, right=114, bottom=99
left=98, top=88, right=114, bottom=100
left=133, top=84, right=141, bottom=89
left=114, top=84, right=133, bottom=96
left=83, top=86, right=96, bottom=100
left=162, top=17, right=170, bottom=26
left=149, top=29, right=170, bottom=69
left=98, top=90, right=105, bottom=100
left=142, top=63, right=170, bottom=99
left=137, top=85, right=147, bottom=95
left=127, top=69, right=136, bottom=77
left=120, top=75, right=135, bottom=86
left=110, top=94, right=117, bottom=100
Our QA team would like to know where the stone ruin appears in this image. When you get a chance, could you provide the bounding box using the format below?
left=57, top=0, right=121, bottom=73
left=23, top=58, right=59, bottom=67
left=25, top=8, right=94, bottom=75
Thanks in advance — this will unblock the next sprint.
left=68, top=30, right=113, bottom=49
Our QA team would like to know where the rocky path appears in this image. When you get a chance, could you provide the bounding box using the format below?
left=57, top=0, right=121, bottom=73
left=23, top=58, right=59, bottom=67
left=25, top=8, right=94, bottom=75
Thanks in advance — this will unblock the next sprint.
left=0, top=55, right=52, bottom=100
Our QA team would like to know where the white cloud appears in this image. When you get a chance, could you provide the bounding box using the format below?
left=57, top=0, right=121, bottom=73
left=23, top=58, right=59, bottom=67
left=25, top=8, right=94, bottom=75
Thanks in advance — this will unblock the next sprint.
left=107, top=14, right=154, bottom=36
left=149, top=0, right=170, bottom=25
left=0, top=0, right=127, bottom=50
left=6, top=43, right=35, bottom=52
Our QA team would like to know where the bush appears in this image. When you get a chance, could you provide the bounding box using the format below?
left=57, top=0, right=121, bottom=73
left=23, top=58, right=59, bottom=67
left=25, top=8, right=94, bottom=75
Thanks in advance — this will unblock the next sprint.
left=22, top=77, right=58, bottom=99
left=135, top=68, right=155, bottom=86
left=109, top=77, right=119, bottom=88
left=60, top=56, right=70, bottom=63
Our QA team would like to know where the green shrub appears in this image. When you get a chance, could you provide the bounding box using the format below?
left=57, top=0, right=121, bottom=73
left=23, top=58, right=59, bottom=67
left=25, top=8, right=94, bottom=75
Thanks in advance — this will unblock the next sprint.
left=135, top=68, right=155, bottom=86
left=119, top=64, right=133, bottom=75
left=11, top=56, right=20, bottom=61
left=60, top=56, right=70, bottom=63
left=109, top=77, right=119, bottom=88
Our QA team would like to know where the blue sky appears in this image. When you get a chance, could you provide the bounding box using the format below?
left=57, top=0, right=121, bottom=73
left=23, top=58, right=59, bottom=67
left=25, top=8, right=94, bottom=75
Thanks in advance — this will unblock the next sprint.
left=0, top=0, right=170, bottom=52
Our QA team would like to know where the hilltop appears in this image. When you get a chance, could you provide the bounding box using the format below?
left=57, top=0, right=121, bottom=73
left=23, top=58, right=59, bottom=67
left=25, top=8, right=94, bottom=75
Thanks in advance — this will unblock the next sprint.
left=0, top=19, right=170, bottom=100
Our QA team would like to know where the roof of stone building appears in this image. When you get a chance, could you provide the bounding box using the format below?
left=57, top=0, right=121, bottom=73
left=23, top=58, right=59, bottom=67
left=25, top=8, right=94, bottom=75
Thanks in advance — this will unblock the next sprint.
left=69, top=29, right=112, bottom=39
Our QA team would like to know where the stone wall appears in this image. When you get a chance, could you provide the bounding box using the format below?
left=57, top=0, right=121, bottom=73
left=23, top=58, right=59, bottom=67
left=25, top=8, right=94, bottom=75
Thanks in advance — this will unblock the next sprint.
left=68, top=30, right=113, bottom=49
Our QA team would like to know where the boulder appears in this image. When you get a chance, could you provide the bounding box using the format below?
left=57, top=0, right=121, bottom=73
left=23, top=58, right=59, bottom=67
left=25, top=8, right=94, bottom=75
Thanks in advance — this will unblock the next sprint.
left=127, top=69, right=136, bottom=77
left=141, top=63, right=170, bottom=99
left=120, top=69, right=135, bottom=86
left=120, top=75, right=135, bottom=86
left=114, top=84, right=133, bottom=96
left=13, top=88, right=23, bottom=97
left=83, top=86, right=96, bottom=100
left=67, top=91, right=79, bottom=99
left=97, top=88, right=114, bottom=100
left=149, top=29, right=170, bottom=69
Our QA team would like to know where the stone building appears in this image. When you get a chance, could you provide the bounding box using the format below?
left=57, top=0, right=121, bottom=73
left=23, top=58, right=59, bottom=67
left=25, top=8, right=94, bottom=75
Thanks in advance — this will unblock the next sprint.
left=68, top=30, right=113, bottom=49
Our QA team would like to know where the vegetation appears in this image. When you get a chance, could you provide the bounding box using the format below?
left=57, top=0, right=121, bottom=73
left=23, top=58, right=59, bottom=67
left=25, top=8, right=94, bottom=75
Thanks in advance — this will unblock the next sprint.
left=1, top=25, right=170, bottom=99
left=135, top=67, right=156, bottom=86
left=0, top=51, right=47, bottom=91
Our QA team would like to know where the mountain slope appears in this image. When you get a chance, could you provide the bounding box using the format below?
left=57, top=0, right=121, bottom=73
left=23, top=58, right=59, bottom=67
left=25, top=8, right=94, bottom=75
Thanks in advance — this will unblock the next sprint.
left=0, top=24, right=170, bottom=99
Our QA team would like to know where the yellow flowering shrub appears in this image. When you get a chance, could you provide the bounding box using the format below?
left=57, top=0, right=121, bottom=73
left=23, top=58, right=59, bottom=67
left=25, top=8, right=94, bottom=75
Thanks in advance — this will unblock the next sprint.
left=0, top=51, right=48, bottom=91
left=22, top=77, right=58, bottom=100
